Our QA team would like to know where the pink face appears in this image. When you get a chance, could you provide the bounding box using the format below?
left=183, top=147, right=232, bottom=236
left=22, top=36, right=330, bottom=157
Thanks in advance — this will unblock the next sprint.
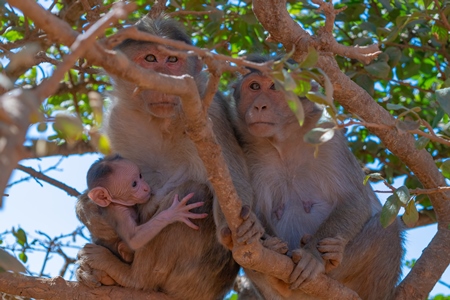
left=108, top=159, right=151, bottom=205
left=127, top=43, right=194, bottom=118
left=238, top=73, right=297, bottom=138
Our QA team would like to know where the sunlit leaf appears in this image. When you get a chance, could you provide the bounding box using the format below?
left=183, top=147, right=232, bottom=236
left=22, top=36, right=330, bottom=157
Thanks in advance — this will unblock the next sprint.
left=54, top=114, right=84, bottom=142
left=363, top=172, right=384, bottom=185
left=304, top=127, right=335, bottom=145
left=299, top=46, right=318, bottom=68
left=380, top=194, right=401, bottom=228
left=402, top=200, right=419, bottom=227
left=394, top=186, right=410, bottom=205
left=0, top=249, right=26, bottom=274
left=286, top=91, right=305, bottom=126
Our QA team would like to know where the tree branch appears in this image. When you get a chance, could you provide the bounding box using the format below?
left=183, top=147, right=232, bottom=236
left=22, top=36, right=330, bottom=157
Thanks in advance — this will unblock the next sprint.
left=0, top=272, right=173, bottom=300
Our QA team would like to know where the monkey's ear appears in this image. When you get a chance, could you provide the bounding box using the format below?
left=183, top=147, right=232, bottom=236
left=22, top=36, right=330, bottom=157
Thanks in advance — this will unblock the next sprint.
left=88, top=187, right=112, bottom=207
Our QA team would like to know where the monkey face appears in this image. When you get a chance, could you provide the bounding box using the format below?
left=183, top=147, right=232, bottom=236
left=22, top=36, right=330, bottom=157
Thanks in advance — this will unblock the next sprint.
left=108, top=160, right=151, bottom=206
left=123, top=43, right=196, bottom=118
left=237, top=73, right=297, bottom=138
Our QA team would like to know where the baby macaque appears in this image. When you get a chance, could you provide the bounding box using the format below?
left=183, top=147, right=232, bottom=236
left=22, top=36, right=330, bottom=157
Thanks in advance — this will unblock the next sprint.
left=86, top=154, right=208, bottom=262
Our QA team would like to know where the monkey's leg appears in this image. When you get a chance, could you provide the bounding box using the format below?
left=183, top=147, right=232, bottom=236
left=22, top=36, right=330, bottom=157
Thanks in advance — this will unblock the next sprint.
left=77, top=243, right=135, bottom=288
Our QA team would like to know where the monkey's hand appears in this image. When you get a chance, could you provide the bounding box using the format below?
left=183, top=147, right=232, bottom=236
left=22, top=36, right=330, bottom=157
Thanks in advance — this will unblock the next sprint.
left=76, top=259, right=103, bottom=288
left=289, top=247, right=325, bottom=289
left=77, top=244, right=119, bottom=275
left=219, top=205, right=264, bottom=250
left=235, top=205, right=265, bottom=246
left=317, top=236, right=346, bottom=273
left=261, top=234, right=289, bottom=254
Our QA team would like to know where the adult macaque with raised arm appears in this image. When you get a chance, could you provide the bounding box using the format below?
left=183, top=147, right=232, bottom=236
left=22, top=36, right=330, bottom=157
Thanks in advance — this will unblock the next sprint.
left=76, top=15, right=263, bottom=300
left=84, top=154, right=207, bottom=261
left=229, top=55, right=404, bottom=300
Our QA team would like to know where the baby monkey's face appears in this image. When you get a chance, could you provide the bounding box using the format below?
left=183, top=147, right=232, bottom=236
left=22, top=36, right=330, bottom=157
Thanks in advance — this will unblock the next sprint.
left=109, top=159, right=151, bottom=205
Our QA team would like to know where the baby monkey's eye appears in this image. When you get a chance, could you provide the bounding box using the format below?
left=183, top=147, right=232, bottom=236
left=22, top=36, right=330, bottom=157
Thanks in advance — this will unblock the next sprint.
left=249, top=82, right=260, bottom=90
left=270, top=83, right=276, bottom=90
left=139, top=173, right=142, bottom=179
left=167, top=56, right=178, bottom=63
left=132, top=181, right=137, bottom=188
left=145, top=54, right=157, bottom=62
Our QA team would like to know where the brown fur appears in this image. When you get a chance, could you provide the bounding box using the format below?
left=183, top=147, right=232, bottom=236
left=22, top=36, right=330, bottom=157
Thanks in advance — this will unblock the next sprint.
left=229, top=55, right=404, bottom=300
left=76, top=16, right=257, bottom=300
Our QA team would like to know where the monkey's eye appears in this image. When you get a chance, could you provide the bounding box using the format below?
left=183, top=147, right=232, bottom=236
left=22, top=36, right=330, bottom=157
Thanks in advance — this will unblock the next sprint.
left=249, top=82, right=260, bottom=90
left=270, top=83, right=276, bottom=90
left=139, top=173, right=142, bottom=179
left=132, top=181, right=137, bottom=188
left=145, top=54, right=157, bottom=62
left=167, top=56, right=178, bottom=63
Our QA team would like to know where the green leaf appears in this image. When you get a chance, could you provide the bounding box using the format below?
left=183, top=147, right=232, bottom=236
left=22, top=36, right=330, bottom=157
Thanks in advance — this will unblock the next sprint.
left=402, top=200, right=419, bottom=227
left=432, top=24, right=449, bottom=44
left=394, top=186, right=410, bottom=205
left=293, top=80, right=311, bottom=97
left=283, top=70, right=297, bottom=91
left=415, top=136, right=429, bottom=150
left=0, top=249, right=26, bottom=274
left=364, top=61, right=391, bottom=79
left=441, top=160, right=450, bottom=179
left=306, top=92, right=329, bottom=106
left=12, top=228, right=27, bottom=247
left=385, top=47, right=402, bottom=67
left=386, top=103, right=407, bottom=111
left=18, top=252, right=28, bottom=264
left=286, top=91, right=305, bottom=126
left=431, top=108, right=445, bottom=127
left=436, top=88, right=450, bottom=117
left=304, top=127, right=335, bottom=145
left=299, top=46, right=319, bottom=68
left=380, top=194, right=401, bottom=228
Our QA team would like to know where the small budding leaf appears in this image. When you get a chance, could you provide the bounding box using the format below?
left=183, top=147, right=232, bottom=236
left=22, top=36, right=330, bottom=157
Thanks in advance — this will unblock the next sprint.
left=380, top=194, right=401, bottom=228
left=0, top=249, right=26, bottom=274
left=402, top=200, right=419, bottom=228
left=18, top=252, right=28, bottom=263
left=436, top=88, right=450, bottom=117
left=304, top=128, right=335, bottom=145
left=364, top=173, right=384, bottom=185
left=415, top=136, right=430, bottom=150
left=394, top=186, right=410, bottom=205
left=12, top=228, right=27, bottom=247
left=299, top=46, right=319, bottom=68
